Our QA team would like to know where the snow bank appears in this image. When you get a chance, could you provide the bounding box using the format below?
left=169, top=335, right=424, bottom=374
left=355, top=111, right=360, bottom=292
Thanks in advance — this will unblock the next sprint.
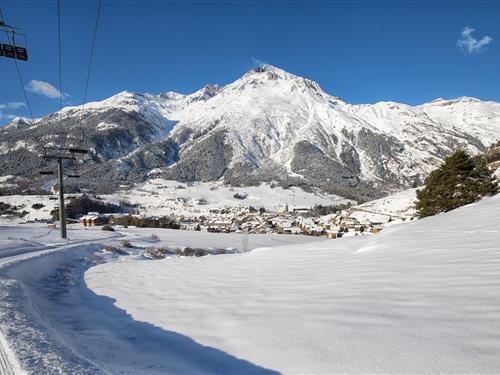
left=0, top=243, right=104, bottom=374
left=87, top=195, right=500, bottom=373
left=0, top=224, right=318, bottom=373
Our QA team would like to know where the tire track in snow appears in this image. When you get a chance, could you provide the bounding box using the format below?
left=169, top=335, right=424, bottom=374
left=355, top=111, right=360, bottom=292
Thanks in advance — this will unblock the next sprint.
left=0, top=231, right=124, bottom=374
left=0, top=332, right=21, bottom=375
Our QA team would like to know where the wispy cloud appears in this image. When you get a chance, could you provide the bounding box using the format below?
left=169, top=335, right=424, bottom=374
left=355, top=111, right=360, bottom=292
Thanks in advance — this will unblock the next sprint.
left=251, top=57, right=267, bottom=67
left=0, top=102, right=25, bottom=110
left=0, top=111, right=16, bottom=121
left=457, top=26, right=493, bottom=54
left=0, top=102, right=25, bottom=123
left=26, top=80, right=69, bottom=99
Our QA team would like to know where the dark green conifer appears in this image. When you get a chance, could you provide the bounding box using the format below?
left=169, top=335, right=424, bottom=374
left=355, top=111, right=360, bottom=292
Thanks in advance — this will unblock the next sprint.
left=416, top=150, right=498, bottom=218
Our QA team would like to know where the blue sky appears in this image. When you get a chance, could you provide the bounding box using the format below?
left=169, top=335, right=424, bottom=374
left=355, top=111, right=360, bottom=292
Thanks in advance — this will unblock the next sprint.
left=1, top=0, right=499, bottom=124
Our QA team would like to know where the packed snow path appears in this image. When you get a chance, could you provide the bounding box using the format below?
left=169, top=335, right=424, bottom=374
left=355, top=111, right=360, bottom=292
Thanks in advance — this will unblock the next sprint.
left=87, top=195, right=500, bottom=373
left=0, top=225, right=318, bottom=374
left=0, top=333, right=21, bottom=375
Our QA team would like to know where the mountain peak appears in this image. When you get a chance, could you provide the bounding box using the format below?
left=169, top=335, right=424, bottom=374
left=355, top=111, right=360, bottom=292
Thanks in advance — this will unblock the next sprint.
left=4, top=116, right=31, bottom=129
left=159, top=91, right=186, bottom=101
left=188, top=84, right=222, bottom=102
left=247, top=64, right=297, bottom=81
left=422, top=96, right=482, bottom=107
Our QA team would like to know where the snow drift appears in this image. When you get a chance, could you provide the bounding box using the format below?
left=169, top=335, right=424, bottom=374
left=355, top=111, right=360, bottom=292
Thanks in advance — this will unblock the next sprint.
left=87, top=194, right=500, bottom=373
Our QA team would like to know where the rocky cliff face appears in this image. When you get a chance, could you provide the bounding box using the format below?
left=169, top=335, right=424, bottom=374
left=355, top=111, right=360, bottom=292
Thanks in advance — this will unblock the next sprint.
left=1, top=65, right=500, bottom=199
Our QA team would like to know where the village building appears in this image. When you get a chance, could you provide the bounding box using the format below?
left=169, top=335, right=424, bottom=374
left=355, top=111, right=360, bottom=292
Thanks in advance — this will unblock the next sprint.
left=80, top=212, right=107, bottom=226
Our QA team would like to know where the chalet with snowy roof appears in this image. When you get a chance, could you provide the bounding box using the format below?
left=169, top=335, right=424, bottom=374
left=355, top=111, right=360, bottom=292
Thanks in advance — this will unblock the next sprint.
left=207, top=220, right=232, bottom=233
left=80, top=212, right=106, bottom=226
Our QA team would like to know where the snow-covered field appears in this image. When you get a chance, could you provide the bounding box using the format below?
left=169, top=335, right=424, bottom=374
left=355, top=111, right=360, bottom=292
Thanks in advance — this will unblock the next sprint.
left=106, top=179, right=350, bottom=217
left=0, top=179, right=350, bottom=223
left=88, top=195, right=500, bottom=373
left=348, top=187, right=418, bottom=224
left=0, top=224, right=322, bottom=374
left=0, top=194, right=499, bottom=373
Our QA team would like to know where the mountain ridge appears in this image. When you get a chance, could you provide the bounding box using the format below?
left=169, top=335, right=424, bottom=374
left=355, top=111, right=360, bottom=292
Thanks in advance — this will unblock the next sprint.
left=1, top=64, right=500, bottom=200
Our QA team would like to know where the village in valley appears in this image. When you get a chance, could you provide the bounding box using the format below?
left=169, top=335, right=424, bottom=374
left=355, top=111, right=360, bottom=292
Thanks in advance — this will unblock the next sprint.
left=0, top=177, right=419, bottom=241
left=73, top=180, right=418, bottom=240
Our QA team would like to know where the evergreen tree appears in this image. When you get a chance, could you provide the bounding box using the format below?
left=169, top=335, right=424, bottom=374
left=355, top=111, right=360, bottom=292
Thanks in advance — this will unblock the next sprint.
left=416, top=150, right=498, bottom=218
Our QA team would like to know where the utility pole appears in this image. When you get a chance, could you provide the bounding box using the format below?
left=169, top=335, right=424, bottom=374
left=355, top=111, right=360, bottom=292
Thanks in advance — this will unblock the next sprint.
left=57, top=157, right=67, bottom=238
left=41, top=146, right=88, bottom=239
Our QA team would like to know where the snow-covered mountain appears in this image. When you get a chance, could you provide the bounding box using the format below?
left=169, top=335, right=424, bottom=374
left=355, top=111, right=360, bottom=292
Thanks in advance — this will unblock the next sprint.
left=1, top=64, right=500, bottom=199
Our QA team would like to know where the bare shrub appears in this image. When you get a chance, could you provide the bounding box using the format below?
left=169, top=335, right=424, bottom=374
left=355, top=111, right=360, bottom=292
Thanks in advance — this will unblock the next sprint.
left=103, top=245, right=117, bottom=252
left=121, top=239, right=133, bottom=248
left=144, top=247, right=166, bottom=259
left=182, top=247, right=195, bottom=257
left=233, top=192, right=248, bottom=200
left=144, top=246, right=175, bottom=259
left=103, top=245, right=128, bottom=255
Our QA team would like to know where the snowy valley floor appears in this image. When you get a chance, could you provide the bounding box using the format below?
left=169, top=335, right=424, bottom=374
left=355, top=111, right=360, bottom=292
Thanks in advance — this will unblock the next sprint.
left=1, top=195, right=500, bottom=373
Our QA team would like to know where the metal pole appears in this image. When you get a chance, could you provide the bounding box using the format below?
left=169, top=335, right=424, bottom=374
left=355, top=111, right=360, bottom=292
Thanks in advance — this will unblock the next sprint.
left=57, top=158, right=67, bottom=239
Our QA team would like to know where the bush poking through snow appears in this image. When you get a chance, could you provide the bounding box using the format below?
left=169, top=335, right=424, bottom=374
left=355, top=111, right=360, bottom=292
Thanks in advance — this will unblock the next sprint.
left=121, top=239, right=133, bottom=248
left=143, top=246, right=234, bottom=259
left=103, top=245, right=128, bottom=255
left=151, top=234, right=159, bottom=241
left=101, top=225, right=115, bottom=232
left=104, top=245, right=117, bottom=252
left=233, top=192, right=248, bottom=200
left=0, top=201, right=29, bottom=217
left=177, top=247, right=232, bottom=257
left=31, top=203, right=45, bottom=210
left=143, top=247, right=176, bottom=259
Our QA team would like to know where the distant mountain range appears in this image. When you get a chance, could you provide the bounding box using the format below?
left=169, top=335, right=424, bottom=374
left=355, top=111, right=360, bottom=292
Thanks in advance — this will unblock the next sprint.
left=1, top=64, right=500, bottom=200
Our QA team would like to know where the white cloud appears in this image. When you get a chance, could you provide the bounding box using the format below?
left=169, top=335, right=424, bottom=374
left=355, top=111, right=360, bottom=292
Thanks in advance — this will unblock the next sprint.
left=0, top=102, right=25, bottom=124
left=251, top=57, right=267, bottom=67
left=0, top=102, right=26, bottom=110
left=457, top=26, right=493, bottom=54
left=26, top=80, right=69, bottom=99
left=0, top=111, right=16, bottom=121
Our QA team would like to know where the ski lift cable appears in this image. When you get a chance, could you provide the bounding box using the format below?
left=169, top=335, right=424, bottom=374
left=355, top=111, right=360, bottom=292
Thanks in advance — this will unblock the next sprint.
left=0, top=7, right=34, bottom=123
left=57, top=0, right=62, bottom=113
left=79, top=0, right=102, bottom=148
left=57, top=0, right=65, bottom=146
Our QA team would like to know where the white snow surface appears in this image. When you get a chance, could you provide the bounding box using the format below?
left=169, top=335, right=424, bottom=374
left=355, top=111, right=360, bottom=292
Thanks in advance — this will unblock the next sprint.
left=1, top=194, right=500, bottom=373
left=106, top=179, right=350, bottom=218
left=86, top=195, right=500, bottom=373
left=348, top=187, right=418, bottom=224
left=0, top=224, right=321, bottom=374
left=0, top=179, right=350, bottom=223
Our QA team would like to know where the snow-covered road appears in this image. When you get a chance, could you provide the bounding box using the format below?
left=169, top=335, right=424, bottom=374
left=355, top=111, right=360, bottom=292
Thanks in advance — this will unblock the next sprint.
left=0, top=224, right=320, bottom=374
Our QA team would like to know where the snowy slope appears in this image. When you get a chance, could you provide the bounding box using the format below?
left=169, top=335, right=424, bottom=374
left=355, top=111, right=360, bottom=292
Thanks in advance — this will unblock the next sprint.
left=0, top=224, right=321, bottom=374
left=87, top=194, right=500, bottom=373
left=105, top=179, right=350, bottom=218
left=0, top=179, right=350, bottom=223
left=347, top=187, right=418, bottom=224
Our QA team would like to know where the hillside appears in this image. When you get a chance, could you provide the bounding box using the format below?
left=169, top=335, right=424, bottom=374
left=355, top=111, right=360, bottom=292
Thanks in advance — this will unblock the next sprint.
left=1, top=65, right=500, bottom=200
left=0, top=193, right=498, bottom=373
left=85, top=194, right=500, bottom=373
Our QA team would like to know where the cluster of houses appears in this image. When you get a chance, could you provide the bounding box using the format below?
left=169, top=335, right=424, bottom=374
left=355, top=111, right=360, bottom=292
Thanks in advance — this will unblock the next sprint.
left=79, top=212, right=127, bottom=226
left=78, top=206, right=387, bottom=239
